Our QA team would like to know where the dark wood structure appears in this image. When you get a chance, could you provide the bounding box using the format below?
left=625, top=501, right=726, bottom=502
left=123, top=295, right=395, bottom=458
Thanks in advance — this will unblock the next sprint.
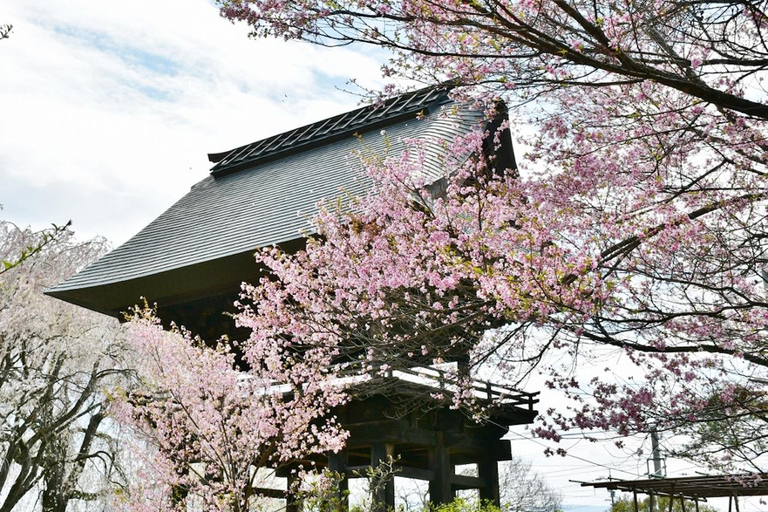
left=47, top=87, right=537, bottom=508
left=287, top=366, right=538, bottom=507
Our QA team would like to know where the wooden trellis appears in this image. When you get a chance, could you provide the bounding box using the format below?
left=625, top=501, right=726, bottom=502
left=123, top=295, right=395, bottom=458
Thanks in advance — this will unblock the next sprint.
left=581, top=474, right=768, bottom=512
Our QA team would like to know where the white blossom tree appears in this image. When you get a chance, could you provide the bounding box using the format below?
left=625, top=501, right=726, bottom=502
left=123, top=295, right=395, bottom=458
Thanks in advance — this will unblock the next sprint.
left=0, top=221, right=129, bottom=512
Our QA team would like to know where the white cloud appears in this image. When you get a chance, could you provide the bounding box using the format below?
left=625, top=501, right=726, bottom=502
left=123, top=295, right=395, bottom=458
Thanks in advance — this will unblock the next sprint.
left=0, top=0, right=387, bottom=244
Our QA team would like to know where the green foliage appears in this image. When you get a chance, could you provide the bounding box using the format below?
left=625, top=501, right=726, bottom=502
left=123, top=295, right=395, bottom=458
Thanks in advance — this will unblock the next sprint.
left=427, top=498, right=502, bottom=512
left=610, top=496, right=718, bottom=512
left=427, top=496, right=561, bottom=512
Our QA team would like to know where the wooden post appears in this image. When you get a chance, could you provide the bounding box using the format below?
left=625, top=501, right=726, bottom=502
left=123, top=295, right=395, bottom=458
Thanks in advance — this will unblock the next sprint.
left=429, top=433, right=453, bottom=505
left=328, top=450, right=349, bottom=510
left=286, top=472, right=301, bottom=512
left=478, top=459, right=500, bottom=506
left=371, top=443, right=395, bottom=512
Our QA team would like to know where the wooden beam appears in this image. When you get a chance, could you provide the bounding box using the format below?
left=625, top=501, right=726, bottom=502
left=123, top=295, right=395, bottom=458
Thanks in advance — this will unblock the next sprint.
left=346, top=422, right=400, bottom=445
left=446, top=435, right=511, bottom=460
left=252, top=488, right=286, bottom=499
left=450, top=474, right=486, bottom=490
left=345, top=421, right=438, bottom=447
left=347, top=464, right=435, bottom=482
left=398, top=466, right=436, bottom=482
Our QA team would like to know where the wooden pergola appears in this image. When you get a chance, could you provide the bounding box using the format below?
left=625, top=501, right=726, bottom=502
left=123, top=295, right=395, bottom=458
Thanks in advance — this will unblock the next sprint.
left=581, top=474, right=768, bottom=512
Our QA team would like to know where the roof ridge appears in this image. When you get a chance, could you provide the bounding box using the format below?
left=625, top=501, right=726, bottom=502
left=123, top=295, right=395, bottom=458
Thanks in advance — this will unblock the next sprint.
left=207, top=86, right=452, bottom=176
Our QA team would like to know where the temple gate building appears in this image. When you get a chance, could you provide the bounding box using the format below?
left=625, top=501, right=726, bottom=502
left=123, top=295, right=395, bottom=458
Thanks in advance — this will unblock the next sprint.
left=48, top=87, right=539, bottom=509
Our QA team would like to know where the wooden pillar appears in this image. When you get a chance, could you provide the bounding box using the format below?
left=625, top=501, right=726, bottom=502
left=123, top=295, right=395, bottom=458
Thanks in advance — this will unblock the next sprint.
left=371, top=443, right=395, bottom=512
left=286, top=472, right=301, bottom=512
left=328, top=450, right=349, bottom=510
left=429, top=433, right=453, bottom=505
left=478, top=459, right=500, bottom=506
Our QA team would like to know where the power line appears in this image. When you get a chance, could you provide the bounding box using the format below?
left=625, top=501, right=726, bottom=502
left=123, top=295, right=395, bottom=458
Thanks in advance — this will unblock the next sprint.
left=502, top=425, right=641, bottom=478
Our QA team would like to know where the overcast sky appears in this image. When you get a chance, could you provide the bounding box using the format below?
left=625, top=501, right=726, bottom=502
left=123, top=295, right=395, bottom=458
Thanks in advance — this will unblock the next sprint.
left=1, top=0, right=385, bottom=246
left=1, top=2, right=761, bottom=511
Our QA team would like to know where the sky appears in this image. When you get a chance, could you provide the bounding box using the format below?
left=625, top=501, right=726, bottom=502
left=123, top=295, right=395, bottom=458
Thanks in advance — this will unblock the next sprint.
left=1, top=2, right=764, bottom=511
left=1, top=0, right=385, bottom=246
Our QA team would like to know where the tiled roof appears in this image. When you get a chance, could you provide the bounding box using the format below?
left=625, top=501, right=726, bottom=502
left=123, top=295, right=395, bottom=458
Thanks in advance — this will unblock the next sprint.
left=46, top=88, right=489, bottom=313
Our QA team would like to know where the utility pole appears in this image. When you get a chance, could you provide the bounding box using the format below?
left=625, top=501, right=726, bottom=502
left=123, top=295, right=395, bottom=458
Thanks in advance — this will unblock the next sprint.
left=605, top=471, right=616, bottom=508
left=651, top=431, right=664, bottom=476
left=648, top=431, right=666, bottom=512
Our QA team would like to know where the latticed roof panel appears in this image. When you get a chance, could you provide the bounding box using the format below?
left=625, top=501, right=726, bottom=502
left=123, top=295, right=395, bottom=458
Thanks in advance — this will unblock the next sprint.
left=209, top=87, right=448, bottom=175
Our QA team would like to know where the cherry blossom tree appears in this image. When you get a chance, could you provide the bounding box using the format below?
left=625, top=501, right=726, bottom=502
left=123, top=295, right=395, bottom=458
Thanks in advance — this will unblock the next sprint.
left=0, top=221, right=128, bottom=512
left=111, top=306, right=348, bottom=512
left=214, top=0, right=768, bottom=472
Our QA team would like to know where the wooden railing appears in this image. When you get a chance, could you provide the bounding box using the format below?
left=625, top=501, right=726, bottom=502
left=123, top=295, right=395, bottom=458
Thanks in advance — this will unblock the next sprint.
left=336, top=362, right=539, bottom=411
